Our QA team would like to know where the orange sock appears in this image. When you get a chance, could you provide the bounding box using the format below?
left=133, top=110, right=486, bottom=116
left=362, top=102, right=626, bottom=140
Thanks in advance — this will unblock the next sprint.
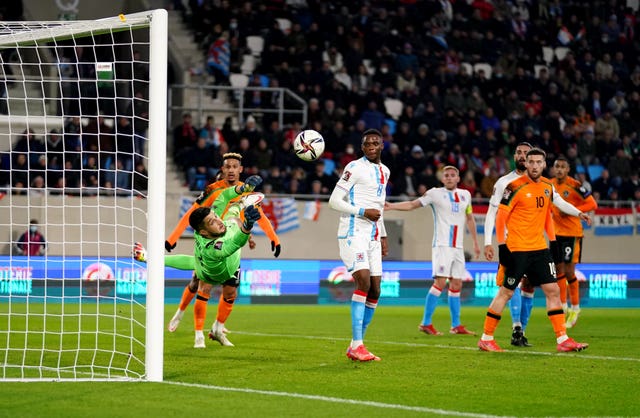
left=193, top=291, right=209, bottom=331
left=568, top=276, right=579, bottom=306
left=216, top=294, right=235, bottom=324
left=548, top=309, right=566, bottom=337
left=178, top=286, right=197, bottom=311
left=483, top=309, right=501, bottom=336
left=556, top=273, right=567, bottom=304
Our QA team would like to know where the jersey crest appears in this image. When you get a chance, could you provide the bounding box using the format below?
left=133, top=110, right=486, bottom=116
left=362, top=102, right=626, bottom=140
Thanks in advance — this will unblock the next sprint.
left=342, top=171, right=352, bottom=182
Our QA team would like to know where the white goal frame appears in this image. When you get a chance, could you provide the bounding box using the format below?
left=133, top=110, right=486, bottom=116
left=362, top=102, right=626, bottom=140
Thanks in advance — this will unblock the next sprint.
left=0, top=9, right=167, bottom=382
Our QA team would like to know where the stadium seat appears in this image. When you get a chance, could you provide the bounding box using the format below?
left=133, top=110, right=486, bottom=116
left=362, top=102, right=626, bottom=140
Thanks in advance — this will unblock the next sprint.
left=534, top=64, right=548, bottom=78
left=276, top=18, right=291, bottom=35
left=246, top=35, right=264, bottom=57
left=322, top=158, right=336, bottom=175
left=384, top=98, right=403, bottom=120
left=460, top=62, right=473, bottom=76
left=229, top=73, right=249, bottom=88
left=542, top=46, right=554, bottom=65
left=240, top=54, right=256, bottom=75
left=588, top=164, right=604, bottom=181
left=385, top=118, right=396, bottom=135
left=473, top=62, right=492, bottom=79
left=555, top=46, right=570, bottom=61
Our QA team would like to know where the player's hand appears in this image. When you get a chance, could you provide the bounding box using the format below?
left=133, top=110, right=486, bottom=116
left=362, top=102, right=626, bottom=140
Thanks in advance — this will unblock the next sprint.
left=498, top=244, right=512, bottom=269
left=363, top=208, right=381, bottom=222
left=381, top=236, right=389, bottom=257
left=242, top=204, right=261, bottom=230
left=133, top=242, right=147, bottom=262
left=549, top=240, right=562, bottom=264
left=271, top=241, right=281, bottom=258
left=249, top=237, right=256, bottom=249
left=473, top=242, right=481, bottom=260
left=165, top=240, right=176, bottom=252
left=484, top=244, right=495, bottom=261
left=578, top=212, right=592, bottom=226
left=239, top=175, right=262, bottom=194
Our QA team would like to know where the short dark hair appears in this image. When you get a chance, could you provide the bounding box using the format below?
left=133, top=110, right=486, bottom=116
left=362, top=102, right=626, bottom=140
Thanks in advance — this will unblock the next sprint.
left=526, top=147, right=546, bottom=159
left=361, top=129, right=382, bottom=144
left=517, top=141, right=533, bottom=149
left=189, top=207, right=211, bottom=232
left=554, top=155, right=569, bottom=164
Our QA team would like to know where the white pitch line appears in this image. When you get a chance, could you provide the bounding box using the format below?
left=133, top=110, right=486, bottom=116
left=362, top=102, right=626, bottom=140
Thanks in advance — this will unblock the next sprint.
left=163, top=380, right=514, bottom=418
left=232, top=331, right=640, bottom=363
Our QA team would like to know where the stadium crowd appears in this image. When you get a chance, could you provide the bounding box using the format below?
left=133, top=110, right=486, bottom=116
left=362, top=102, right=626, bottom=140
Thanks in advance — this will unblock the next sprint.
left=173, top=0, right=640, bottom=202
left=2, top=0, right=640, bottom=204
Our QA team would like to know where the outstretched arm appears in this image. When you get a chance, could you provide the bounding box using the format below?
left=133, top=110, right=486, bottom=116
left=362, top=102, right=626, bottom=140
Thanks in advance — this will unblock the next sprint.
left=256, top=206, right=281, bottom=257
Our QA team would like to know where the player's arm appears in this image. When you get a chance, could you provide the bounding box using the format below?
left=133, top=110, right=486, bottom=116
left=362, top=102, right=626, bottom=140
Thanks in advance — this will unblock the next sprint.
left=165, top=187, right=218, bottom=251
left=384, top=199, right=421, bottom=211
left=256, top=205, right=281, bottom=258
left=577, top=194, right=598, bottom=213
left=164, top=254, right=196, bottom=270
left=329, top=184, right=380, bottom=221
left=465, top=203, right=481, bottom=259
left=545, top=208, right=562, bottom=264
left=552, top=187, right=582, bottom=217
left=495, top=205, right=513, bottom=268
left=483, top=179, right=505, bottom=259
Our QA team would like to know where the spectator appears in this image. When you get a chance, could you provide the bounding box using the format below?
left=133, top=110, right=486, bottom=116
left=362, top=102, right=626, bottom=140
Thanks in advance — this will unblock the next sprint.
left=592, top=168, right=613, bottom=198
left=199, top=115, right=225, bottom=148
left=14, top=219, right=46, bottom=256
left=173, top=113, right=198, bottom=166
left=184, top=137, right=217, bottom=191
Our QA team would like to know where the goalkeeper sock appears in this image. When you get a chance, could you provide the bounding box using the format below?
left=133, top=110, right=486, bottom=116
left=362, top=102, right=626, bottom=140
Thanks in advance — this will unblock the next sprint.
left=216, top=294, right=235, bottom=324
left=194, top=291, right=209, bottom=331
left=178, top=286, right=196, bottom=311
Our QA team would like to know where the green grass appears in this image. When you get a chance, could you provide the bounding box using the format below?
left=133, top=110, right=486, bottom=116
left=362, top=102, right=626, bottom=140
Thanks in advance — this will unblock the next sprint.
left=1, top=305, right=639, bottom=417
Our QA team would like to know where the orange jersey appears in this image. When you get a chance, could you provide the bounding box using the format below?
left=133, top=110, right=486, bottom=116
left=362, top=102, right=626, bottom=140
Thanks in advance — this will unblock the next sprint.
left=551, top=176, right=597, bottom=237
left=498, top=175, right=555, bottom=252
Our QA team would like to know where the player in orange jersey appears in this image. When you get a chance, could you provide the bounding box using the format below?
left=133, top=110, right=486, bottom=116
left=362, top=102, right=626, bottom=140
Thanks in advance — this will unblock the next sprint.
left=164, top=153, right=281, bottom=346
left=478, top=148, right=589, bottom=352
left=551, top=157, right=598, bottom=328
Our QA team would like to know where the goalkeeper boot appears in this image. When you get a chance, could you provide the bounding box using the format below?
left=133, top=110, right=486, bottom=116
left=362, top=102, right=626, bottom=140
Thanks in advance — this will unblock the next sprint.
left=168, top=309, right=184, bottom=333
left=194, top=332, right=206, bottom=349
left=565, top=308, right=581, bottom=329
left=208, top=329, right=234, bottom=347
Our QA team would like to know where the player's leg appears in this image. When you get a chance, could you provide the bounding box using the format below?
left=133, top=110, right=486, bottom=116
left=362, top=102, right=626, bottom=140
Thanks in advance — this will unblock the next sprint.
left=340, top=237, right=375, bottom=361
left=419, top=276, right=446, bottom=335
left=535, top=250, right=588, bottom=352
left=447, top=248, right=475, bottom=334
left=209, top=271, right=240, bottom=346
left=566, top=238, right=582, bottom=328
left=193, top=280, right=213, bottom=348
left=517, top=277, right=534, bottom=347
left=362, top=240, right=382, bottom=342
left=169, top=271, right=199, bottom=332
left=479, top=253, right=524, bottom=352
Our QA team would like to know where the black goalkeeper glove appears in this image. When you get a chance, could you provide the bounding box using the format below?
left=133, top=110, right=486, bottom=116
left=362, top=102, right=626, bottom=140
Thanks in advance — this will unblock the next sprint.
left=549, top=240, right=562, bottom=264
left=165, top=240, right=176, bottom=252
left=271, top=241, right=281, bottom=258
left=239, top=175, right=262, bottom=194
left=242, top=204, right=261, bottom=231
left=498, top=244, right=513, bottom=269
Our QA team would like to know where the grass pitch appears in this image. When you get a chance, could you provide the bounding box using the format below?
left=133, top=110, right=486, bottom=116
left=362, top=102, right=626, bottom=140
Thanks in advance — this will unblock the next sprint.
left=1, top=305, right=639, bottom=417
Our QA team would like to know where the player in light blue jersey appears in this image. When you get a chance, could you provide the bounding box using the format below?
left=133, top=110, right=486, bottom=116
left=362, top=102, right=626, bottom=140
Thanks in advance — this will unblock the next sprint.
left=329, top=129, right=390, bottom=362
left=386, top=165, right=480, bottom=336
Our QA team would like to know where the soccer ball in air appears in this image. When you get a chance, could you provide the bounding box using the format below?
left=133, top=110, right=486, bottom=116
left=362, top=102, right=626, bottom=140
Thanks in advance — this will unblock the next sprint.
left=293, top=129, right=325, bottom=161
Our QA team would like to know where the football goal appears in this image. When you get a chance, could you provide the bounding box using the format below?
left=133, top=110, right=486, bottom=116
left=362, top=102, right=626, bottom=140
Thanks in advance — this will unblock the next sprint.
left=0, top=10, right=167, bottom=381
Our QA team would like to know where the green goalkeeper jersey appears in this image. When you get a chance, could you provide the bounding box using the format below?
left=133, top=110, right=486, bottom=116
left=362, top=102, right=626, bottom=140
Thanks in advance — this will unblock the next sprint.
left=192, top=220, right=248, bottom=285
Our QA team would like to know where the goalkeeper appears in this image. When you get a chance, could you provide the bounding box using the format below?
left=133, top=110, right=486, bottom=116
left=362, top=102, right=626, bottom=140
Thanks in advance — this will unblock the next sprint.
left=134, top=181, right=262, bottom=348
left=164, top=153, right=280, bottom=337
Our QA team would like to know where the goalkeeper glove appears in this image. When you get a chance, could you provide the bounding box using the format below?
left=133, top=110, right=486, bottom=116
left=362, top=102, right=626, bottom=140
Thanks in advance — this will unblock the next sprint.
left=498, top=244, right=512, bottom=269
left=271, top=241, right=281, bottom=258
left=239, top=175, right=262, bottom=194
left=133, top=242, right=147, bottom=262
left=165, top=240, right=176, bottom=252
left=242, top=205, right=261, bottom=231
left=549, top=241, right=562, bottom=264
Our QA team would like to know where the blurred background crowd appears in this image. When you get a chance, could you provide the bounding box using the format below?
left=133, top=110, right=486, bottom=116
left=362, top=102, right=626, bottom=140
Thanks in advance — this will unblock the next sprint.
left=3, top=0, right=640, bottom=203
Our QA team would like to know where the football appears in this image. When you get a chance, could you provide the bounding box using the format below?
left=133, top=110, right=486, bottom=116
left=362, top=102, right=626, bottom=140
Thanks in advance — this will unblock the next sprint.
left=293, top=129, right=325, bottom=161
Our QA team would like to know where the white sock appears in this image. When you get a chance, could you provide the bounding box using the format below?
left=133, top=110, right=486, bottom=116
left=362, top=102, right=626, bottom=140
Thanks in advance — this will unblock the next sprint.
left=195, top=330, right=204, bottom=339
left=351, top=339, right=363, bottom=349
left=480, top=333, right=494, bottom=341
left=557, top=334, right=569, bottom=344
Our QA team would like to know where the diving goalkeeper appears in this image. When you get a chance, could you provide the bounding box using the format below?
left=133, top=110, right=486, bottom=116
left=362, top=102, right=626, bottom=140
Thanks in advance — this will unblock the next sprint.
left=134, top=183, right=262, bottom=348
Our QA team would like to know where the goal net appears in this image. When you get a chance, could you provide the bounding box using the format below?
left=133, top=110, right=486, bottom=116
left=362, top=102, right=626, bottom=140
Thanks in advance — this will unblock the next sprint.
left=0, top=10, right=167, bottom=381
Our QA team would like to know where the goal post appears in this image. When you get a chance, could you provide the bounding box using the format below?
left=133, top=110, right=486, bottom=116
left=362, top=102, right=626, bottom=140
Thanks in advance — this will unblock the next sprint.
left=0, top=10, right=167, bottom=381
